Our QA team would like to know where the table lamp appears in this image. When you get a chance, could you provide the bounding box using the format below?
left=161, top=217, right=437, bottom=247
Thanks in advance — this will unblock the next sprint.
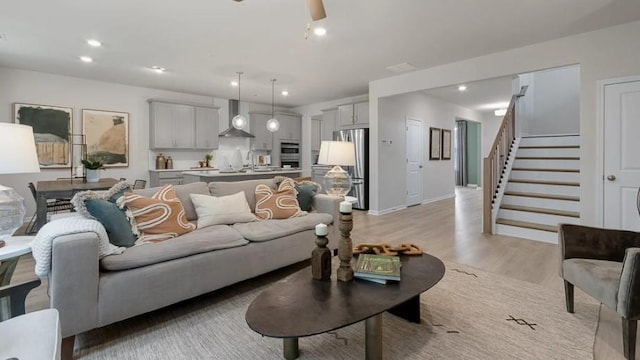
left=0, top=123, right=41, bottom=243
left=317, top=140, right=356, bottom=197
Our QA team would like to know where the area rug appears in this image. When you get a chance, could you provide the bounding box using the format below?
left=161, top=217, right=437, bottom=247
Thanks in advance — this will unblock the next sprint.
left=75, top=262, right=599, bottom=359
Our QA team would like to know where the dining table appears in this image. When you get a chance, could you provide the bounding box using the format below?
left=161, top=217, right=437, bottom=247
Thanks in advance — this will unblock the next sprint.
left=34, top=178, right=118, bottom=231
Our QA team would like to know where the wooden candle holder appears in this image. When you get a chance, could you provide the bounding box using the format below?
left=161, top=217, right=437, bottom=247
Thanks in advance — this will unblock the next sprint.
left=337, top=211, right=354, bottom=282
left=311, top=234, right=331, bottom=280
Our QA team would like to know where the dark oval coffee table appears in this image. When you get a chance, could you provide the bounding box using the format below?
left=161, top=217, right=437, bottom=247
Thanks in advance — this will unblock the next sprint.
left=245, top=253, right=445, bottom=360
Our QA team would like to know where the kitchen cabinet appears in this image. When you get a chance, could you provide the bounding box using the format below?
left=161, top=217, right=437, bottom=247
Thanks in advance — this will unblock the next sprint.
left=311, top=118, right=322, bottom=151
left=321, top=108, right=337, bottom=141
left=338, top=101, right=369, bottom=128
left=149, top=171, right=185, bottom=187
left=277, top=114, right=301, bottom=141
left=149, top=99, right=219, bottom=150
left=249, top=112, right=274, bottom=150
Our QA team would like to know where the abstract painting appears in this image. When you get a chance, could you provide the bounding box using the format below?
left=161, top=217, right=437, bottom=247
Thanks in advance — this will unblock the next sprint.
left=441, top=129, right=452, bottom=160
left=14, top=103, right=72, bottom=168
left=82, top=109, right=129, bottom=167
left=429, top=127, right=441, bottom=160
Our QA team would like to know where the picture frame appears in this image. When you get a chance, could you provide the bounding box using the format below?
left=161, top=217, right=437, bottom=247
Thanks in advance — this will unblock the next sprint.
left=441, top=129, right=452, bottom=160
left=14, top=103, right=73, bottom=168
left=429, top=127, right=441, bottom=160
left=82, top=109, right=129, bottom=167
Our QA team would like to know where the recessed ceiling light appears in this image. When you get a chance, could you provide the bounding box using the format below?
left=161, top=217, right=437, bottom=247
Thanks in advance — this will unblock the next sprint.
left=80, top=56, right=93, bottom=63
left=87, top=39, right=102, bottom=47
left=230, top=80, right=239, bottom=87
left=494, top=108, right=507, bottom=116
left=151, top=66, right=166, bottom=73
left=313, top=27, right=327, bottom=36
left=281, top=90, right=289, bottom=96
left=458, top=85, right=467, bottom=92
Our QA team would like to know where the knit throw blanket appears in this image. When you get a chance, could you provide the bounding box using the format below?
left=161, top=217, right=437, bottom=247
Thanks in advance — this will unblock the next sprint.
left=32, top=216, right=125, bottom=277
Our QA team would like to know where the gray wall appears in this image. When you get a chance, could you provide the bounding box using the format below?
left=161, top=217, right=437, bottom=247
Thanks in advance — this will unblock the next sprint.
left=465, top=121, right=481, bottom=186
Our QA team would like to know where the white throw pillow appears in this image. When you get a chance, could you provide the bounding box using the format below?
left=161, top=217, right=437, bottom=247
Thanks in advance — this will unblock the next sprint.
left=190, top=192, right=256, bottom=228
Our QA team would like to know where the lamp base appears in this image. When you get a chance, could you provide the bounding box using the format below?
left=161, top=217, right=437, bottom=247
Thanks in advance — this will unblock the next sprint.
left=0, top=184, right=26, bottom=240
left=323, top=165, right=352, bottom=197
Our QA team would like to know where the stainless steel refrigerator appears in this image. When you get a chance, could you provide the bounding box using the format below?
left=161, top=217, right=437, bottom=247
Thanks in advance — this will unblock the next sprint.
left=334, top=128, right=369, bottom=210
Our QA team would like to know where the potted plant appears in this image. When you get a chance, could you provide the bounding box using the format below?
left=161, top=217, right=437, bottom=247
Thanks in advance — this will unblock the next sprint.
left=82, top=159, right=105, bottom=183
left=204, top=153, right=213, bottom=168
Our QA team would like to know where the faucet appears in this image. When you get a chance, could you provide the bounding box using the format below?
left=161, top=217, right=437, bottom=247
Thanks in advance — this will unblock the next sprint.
left=245, top=149, right=255, bottom=171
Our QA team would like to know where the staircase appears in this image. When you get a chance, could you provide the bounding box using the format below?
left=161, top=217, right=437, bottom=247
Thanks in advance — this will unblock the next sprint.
left=495, top=135, right=580, bottom=243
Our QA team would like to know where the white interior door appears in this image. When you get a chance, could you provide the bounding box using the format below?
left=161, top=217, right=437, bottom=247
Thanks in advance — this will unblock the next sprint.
left=406, top=117, right=423, bottom=206
left=604, top=80, right=640, bottom=230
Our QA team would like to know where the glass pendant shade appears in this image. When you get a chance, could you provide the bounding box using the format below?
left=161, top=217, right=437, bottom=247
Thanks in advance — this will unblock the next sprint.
left=232, top=114, right=248, bottom=129
left=266, top=118, right=280, bottom=132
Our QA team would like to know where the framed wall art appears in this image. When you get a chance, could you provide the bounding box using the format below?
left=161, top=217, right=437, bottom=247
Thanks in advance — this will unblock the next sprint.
left=429, top=127, right=441, bottom=160
left=441, top=129, right=452, bottom=160
left=82, top=109, right=129, bottom=167
left=14, top=103, right=72, bottom=168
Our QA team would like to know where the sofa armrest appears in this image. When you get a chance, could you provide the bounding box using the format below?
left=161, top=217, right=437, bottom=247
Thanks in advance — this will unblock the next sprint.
left=559, top=224, right=640, bottom=263
left=313, top=194, right=342, bottom=239
left=49, top=232, right=100, bottom=338
left=618, top=248, right=640, bottom=319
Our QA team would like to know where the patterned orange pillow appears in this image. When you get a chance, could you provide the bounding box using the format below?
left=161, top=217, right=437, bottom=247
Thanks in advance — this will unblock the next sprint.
left=255, top=178, right=307, bottom=220
left=118, top=184, right=196, bottom=244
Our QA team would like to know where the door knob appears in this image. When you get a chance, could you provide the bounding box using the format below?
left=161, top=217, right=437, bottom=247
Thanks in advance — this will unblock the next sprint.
left=607, top=175, right=616, bottom=181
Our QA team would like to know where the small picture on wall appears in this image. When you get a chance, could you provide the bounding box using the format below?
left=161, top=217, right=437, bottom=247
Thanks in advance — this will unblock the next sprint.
left=14, top=103, right=72, bottom=168
left=429, top=127, right=441, bottom=160
left=82, top=109, right=129, bottom=167
left=441, top=129, right=452, bottom=160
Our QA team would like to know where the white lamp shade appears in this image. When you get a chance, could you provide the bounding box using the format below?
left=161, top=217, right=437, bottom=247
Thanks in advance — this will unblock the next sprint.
left=0, top=123, right=40, bottom=174
left=317, top=141, right=356, bottom=166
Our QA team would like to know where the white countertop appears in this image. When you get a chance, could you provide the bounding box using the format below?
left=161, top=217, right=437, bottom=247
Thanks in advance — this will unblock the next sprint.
left=149, top=168, right=217, bottom=172
left=183, top=169, right=302, bottom=177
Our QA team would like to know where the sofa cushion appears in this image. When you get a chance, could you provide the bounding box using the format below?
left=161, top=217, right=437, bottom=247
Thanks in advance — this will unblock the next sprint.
left=135, top=182, right=209, bottom=221
left=118, top=184, right=196, bottom=244
left=190, top=192, right=256, bottom=228
left=100, top=225, right=248, bottom=271
left=209, top=179, right=276, bottom=212
left=563, top=258, right=622, bottom=310
left=255, top=178, right=306, bottom=220
left=232, top=212, right=333, bottom=242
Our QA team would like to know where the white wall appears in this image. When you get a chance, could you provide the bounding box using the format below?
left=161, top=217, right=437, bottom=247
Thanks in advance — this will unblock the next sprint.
left=376, top=92, right=484, bottom=213
left=0, top=67, right=216, bottom=216
left=369, top=20, right=640, bottom=225
left=293, top=94, right=368, bottom=177
left=518, top=65, right=580, bottom=136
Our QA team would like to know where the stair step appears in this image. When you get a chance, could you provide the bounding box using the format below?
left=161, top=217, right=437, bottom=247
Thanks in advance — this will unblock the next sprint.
left=500, top=204, right=579, bottom=218
left=508, top=179, right=580, bottom=186
left=515, top=157, right=580, bottom=160
left=511, top=168, right=579, bottom=173
left=503, top=191, right=580, bottom=202
left=495, top=218, right=558, bottom=233
left=519, top=145, right=580, bottom=149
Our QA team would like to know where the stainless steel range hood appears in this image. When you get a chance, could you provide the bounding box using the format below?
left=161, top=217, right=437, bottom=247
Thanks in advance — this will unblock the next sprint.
left=219, top=99, right=255, bottom=138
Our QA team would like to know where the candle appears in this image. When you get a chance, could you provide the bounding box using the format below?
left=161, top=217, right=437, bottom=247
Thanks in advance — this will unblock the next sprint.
left=340, top=201, right=352, bottom=214
left=315, top=223, right=328, bottom=236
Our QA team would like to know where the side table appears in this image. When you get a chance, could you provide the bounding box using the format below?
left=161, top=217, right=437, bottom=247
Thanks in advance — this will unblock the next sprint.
left=0, top=236, right=35, bottom=321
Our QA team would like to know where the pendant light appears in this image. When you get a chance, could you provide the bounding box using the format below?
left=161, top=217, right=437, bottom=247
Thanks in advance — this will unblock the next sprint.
left=232, top=72, right=248, bottom=130
left=266, top=79, right=280, bottom=132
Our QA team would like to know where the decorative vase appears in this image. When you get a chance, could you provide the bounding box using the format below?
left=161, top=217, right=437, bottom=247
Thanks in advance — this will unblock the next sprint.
left=86, top=169, right=100, bottom=183
left=231, top=147, right=243, bottom=170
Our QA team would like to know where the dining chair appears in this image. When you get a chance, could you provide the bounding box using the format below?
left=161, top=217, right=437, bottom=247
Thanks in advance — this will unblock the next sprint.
left=133, top=179, right=147, bottom=189
left=25, top=182, right=74, bottom=234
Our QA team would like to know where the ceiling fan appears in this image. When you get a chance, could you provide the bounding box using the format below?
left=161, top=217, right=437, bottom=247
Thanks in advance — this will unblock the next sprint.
left=233, top=0, right=326, bottom=21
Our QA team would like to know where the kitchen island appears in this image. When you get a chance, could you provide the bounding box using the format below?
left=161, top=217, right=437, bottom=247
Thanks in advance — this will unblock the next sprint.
left=182, top=169, right=303, bottom=183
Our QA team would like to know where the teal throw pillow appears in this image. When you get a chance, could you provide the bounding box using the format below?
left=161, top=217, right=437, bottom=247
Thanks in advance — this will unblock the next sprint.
left=295, top=183, right=316, bottom=212
left=85, top=199, right=137, bottom=247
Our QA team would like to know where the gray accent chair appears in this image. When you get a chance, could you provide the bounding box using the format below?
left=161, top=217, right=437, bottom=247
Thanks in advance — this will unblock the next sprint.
left=559, top=223, right=640, bottom=360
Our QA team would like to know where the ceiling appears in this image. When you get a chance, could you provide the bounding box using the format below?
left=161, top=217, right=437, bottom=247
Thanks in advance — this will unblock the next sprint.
left=422, top=75, right=514, bottom=115
left=1, top=0, right=639, bottom=107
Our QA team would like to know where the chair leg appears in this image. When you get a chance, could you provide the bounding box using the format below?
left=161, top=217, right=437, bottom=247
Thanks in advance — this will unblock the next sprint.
left=622, top=318, right=637, bottom=360
left=563, top=280, right=574, bottom=313
left=62, top=335, right=75, bottom=360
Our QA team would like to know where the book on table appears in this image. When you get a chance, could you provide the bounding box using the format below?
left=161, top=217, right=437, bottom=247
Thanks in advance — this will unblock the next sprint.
left=354, top=254, right=401, bottom=282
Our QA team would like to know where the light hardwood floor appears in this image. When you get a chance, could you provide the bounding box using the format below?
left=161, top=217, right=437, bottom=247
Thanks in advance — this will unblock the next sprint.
left=11, top=187, right=562, bottom=313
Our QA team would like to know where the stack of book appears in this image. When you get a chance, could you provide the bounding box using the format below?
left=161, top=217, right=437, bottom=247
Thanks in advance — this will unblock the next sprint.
left=354, top=254, right=401, bottom=284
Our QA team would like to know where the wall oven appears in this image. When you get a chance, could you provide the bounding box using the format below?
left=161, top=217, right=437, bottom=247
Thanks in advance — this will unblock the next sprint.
left=280, top=141, right=300, bottom=168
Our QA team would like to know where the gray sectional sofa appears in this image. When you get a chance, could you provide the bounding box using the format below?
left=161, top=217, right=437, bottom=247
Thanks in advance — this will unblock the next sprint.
left=47, top=178, right=340, bottom=351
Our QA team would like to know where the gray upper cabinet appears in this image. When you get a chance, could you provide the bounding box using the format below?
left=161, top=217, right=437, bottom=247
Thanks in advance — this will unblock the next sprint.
left=249, top=112, right=273, bottom=150
left=195, top=106, right=219, bottom=150
left=321, top=108, right=337, bottom=141
left=278, top=114, right=302, bottom=141
left=149, top=100, right=219, bottom=150
left=311, top=118, right=322, bottom=151
left=338, top=101, right=369, bottom=128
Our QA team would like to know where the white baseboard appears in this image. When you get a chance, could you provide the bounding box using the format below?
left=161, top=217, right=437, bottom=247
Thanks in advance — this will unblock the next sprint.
left=368, top=205, right=408, bottom=216
left=421, top=193, right=455, bottom=205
